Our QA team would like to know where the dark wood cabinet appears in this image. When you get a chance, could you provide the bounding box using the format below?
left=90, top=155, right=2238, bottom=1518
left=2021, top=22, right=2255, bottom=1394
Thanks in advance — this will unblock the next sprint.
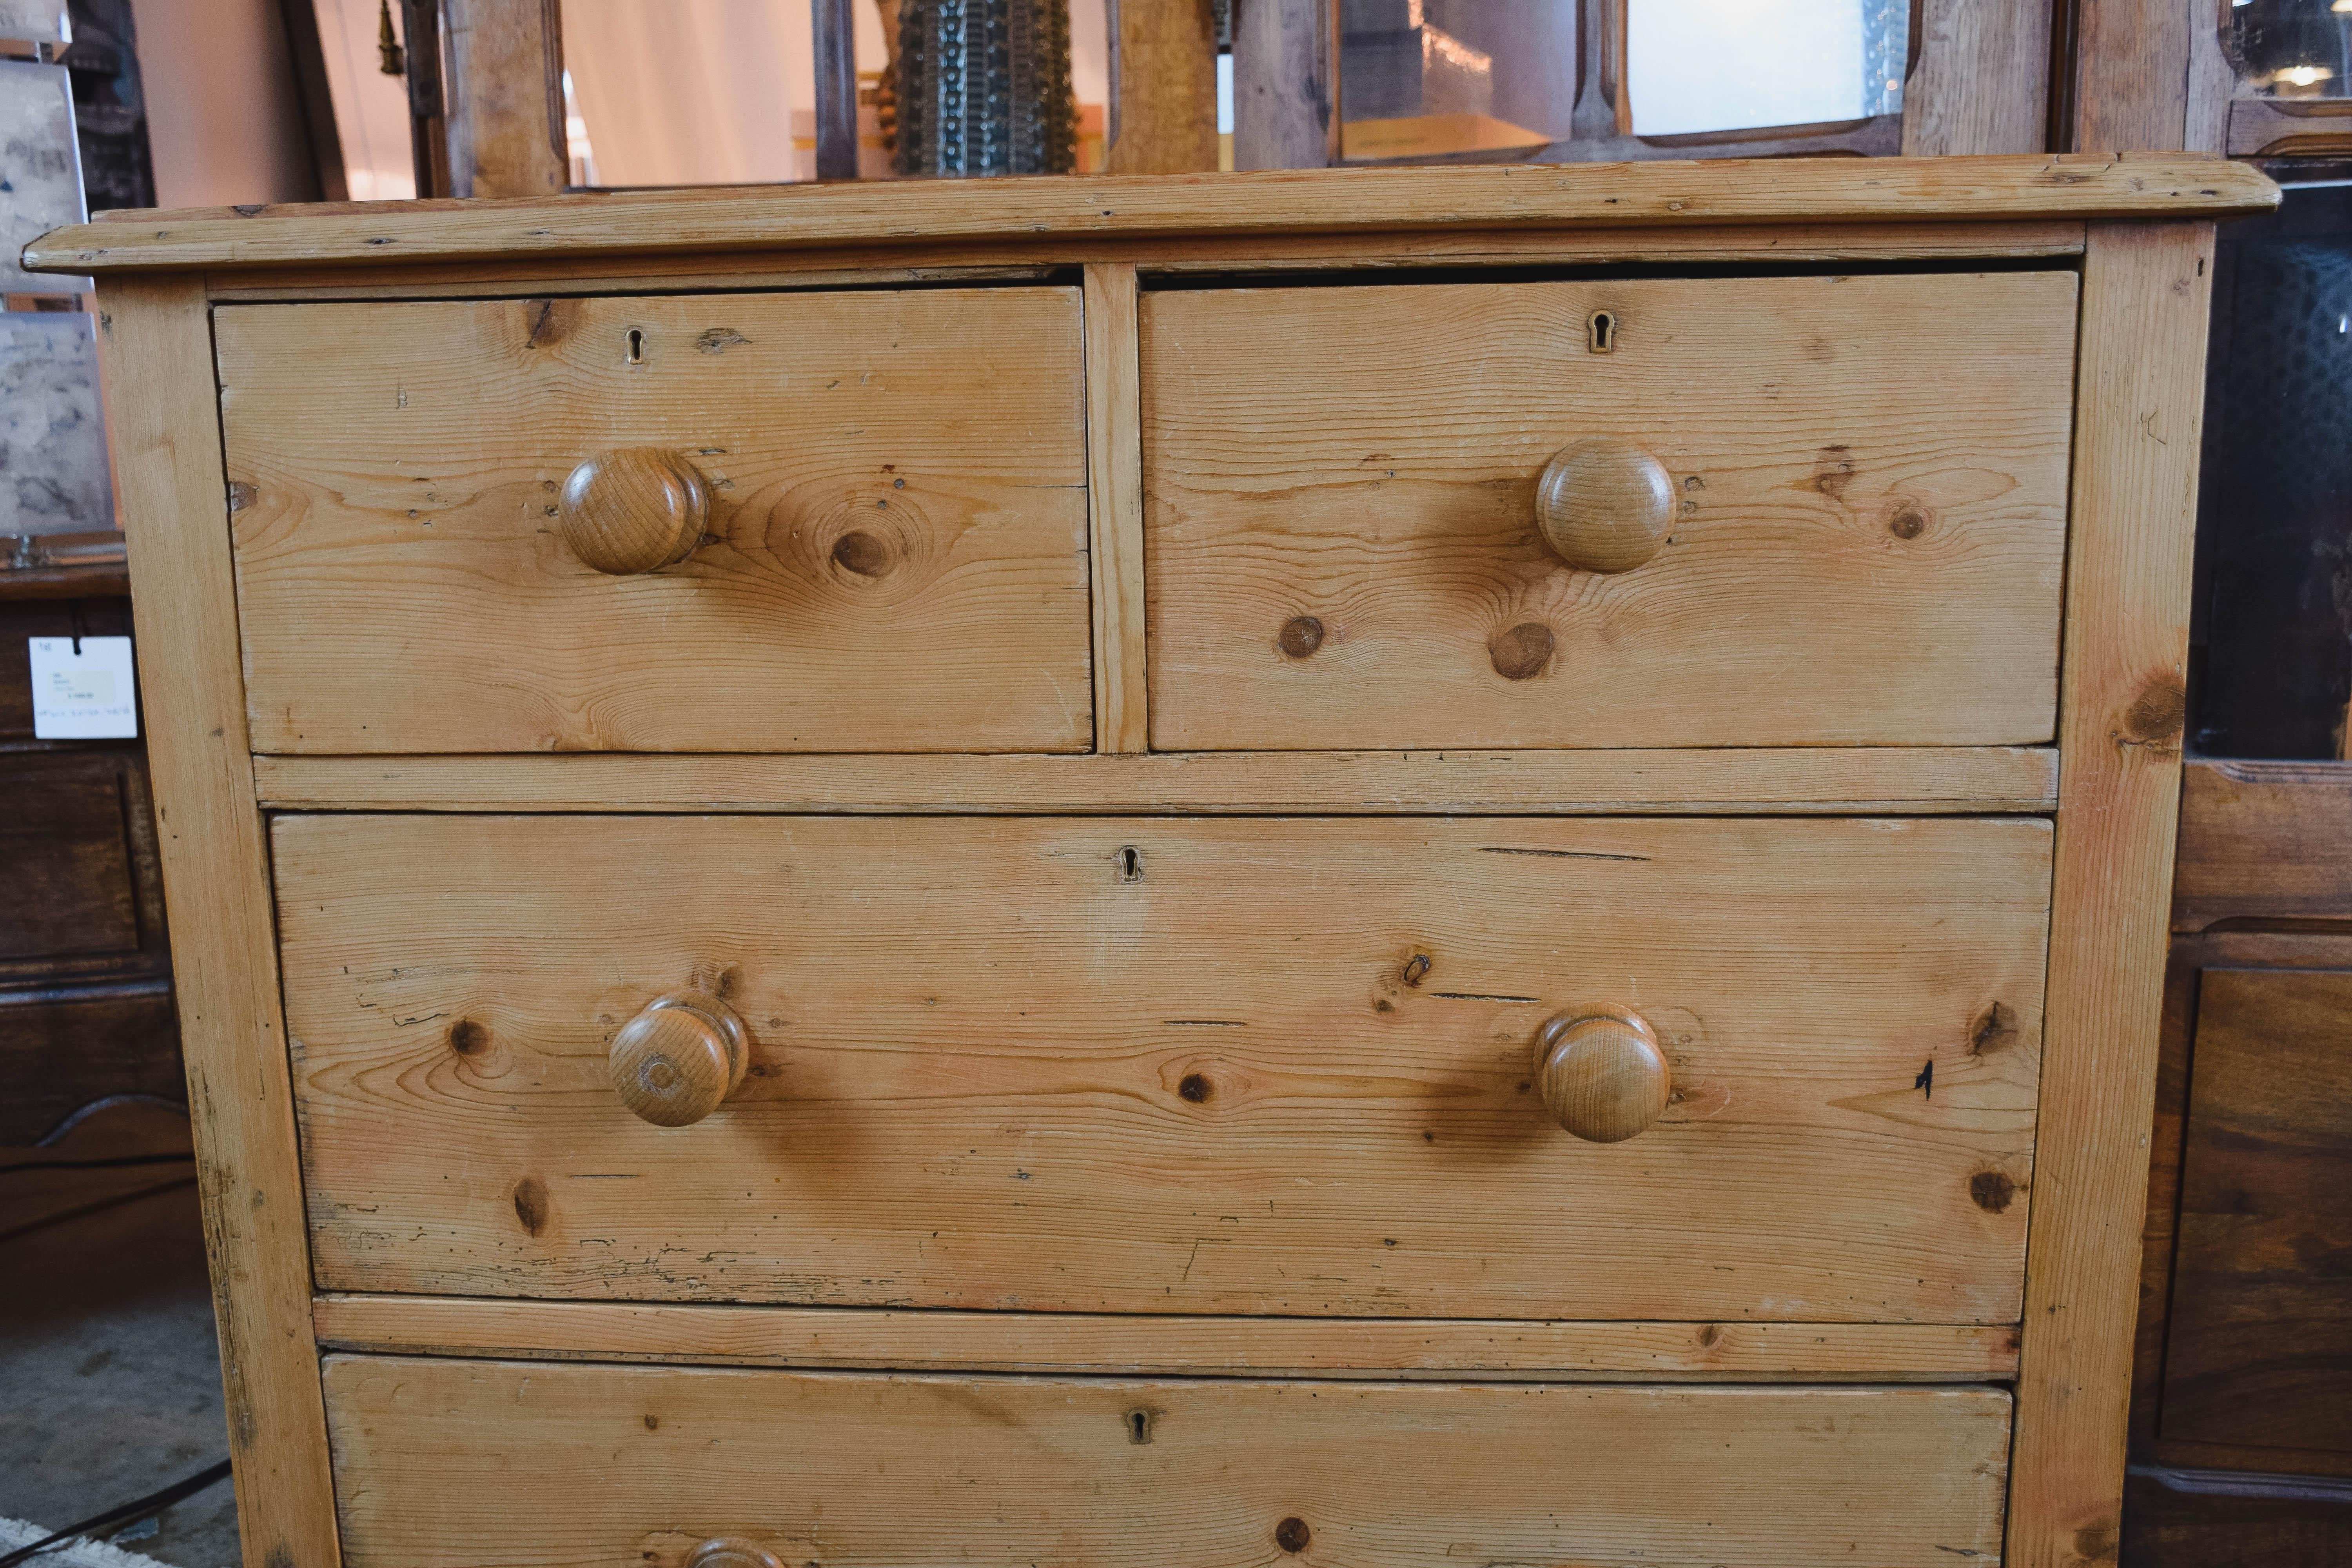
left=2162, top=966, right=2352, bottom=1460
left=2126, top=760, right=2352, bottom=1565
left=0, top=578, right=180, bottom=1145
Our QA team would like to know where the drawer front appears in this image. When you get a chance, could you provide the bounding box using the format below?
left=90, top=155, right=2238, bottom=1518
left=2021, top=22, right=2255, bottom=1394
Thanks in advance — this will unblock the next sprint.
left=217, top=289, right=1090, bottom=754
left=1143, top=271, right=2076, bottom=749
left=323, top=1356, right=2011, bottom=1568
left=278, top=813, right=2047, bottom=1320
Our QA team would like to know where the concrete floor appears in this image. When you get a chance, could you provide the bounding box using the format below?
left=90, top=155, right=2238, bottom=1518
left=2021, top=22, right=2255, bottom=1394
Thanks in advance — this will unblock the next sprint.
left=1, top=1103, right=240, bottom=1568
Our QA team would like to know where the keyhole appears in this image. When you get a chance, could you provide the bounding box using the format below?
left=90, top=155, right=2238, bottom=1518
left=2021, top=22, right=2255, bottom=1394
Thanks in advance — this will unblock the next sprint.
left=1588, top=311, right=1616, bottom=354
left=625, top=327, right=645, bottom=364
left=1127, top=1408, right=1154, bottom=1443
left=1116, top=846, right=1143, bottom=884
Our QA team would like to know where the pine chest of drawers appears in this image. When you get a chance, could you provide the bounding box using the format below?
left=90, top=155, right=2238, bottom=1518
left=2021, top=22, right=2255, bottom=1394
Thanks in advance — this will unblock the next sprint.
left=31, top=155, right=2277, bottom=1568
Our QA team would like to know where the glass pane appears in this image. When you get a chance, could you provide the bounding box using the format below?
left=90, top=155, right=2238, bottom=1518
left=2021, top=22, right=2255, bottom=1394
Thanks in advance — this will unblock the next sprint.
left=2226, top=0, right=2352, bottom=99
left=1624, top=0, right=1905, bottom=138
left=2190, top=180, right=2352, bottom=755
left=1338, top=1, right=1577, bottom=161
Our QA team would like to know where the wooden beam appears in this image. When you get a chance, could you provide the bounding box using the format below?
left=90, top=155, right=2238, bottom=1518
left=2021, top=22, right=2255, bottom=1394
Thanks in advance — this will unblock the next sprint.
left=24, top=158, right=2276, bottom=275
left=246, top=746, right=2062, bottom=815
left=398, top=0, right=451, bottom=198
left=314, top=1295, right=2024, bottom=1381
left=2007, top=218, right=2216, bottom=1568
left=441, top=0, right=566, bottom=198
left=2171, top=758, right=2352, bottom=932
left=1232, top=0, right=1339, bottom=169
left=2073, top=0, right=2191, bottom=152
left=93, top=276, right=341, bottom=1567
left=1106, top=0, right=1218, bottom=174
left=1902, top=0, right=2054, bottom=155
left=1083, top=262, right=1148, bottom=751
left=193, top=220, right=2089, bottom=303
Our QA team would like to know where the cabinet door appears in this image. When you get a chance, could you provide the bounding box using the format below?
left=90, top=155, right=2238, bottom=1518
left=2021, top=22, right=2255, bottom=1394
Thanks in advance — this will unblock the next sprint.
left=2161, top=967, right=2352, bottom=1460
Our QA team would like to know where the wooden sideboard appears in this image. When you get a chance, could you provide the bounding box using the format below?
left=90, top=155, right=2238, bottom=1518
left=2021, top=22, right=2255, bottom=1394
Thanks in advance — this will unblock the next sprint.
left=28, top=154, right=2277, bottom=1568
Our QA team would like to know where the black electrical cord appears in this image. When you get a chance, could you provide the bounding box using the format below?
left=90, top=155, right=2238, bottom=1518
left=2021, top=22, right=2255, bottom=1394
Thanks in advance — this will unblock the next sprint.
left=0, top=1458, right=233, bottom=1567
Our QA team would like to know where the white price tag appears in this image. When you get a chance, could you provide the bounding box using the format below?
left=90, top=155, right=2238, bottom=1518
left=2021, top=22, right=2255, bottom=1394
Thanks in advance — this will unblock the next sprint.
left=29, top=635, right=138, bottom=739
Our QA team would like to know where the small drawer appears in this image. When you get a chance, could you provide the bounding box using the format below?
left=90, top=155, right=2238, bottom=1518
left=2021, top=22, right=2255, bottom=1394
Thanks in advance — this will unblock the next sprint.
left=322, top=1356, right=2011, bottom=1568
left=278, top=812, right=2049, bottom=1322
left=216, top=288, right=1091, bottom=754
left=1142, top=270, right=2077, bottom=749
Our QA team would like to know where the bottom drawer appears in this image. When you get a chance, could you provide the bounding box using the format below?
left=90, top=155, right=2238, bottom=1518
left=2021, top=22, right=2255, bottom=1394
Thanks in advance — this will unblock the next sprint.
left=322, top=1356, right=2010, bottom=1567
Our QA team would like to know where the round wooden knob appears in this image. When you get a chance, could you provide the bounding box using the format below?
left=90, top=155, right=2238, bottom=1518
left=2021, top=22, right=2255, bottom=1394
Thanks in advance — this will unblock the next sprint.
left=1534, top=438, right=1673, bottom=573
left=1533, top=1009, right=1671, bottom=1143
left=609, top=991, right=750, bottom=1128
left=686, top=1542, right=784, bottom=1568
left=556, top=447, right=710, bottom=575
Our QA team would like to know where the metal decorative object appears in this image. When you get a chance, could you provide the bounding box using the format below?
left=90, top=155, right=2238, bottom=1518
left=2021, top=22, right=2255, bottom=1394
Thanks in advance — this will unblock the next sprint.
left=893, top=0, right=1075, bottom=177
left=0, top=58, right=89, bottom=292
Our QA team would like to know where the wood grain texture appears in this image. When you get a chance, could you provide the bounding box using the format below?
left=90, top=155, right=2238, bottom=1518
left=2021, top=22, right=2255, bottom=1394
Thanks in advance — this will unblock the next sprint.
left=2132, top=931, right=2352, bottom=1468
left=320, top=1356, right=2013, bottom=1568
left=247, top=745, right=2062, bottom=813
left=275, top=813, right=2050, bottom=1319
left=440, top=0, right=566, bottom=199
left=0, top=748, right=140, bottom=962
left=0, top=981, right=181, bottom=1147
left=1084, top=263, right=1147, bottom=751
left=310, top=1293, right=2024, bottom=1379
left=1143, top=272, right=2077, bottom=749
left=2008, top=220, right=2215, bottom=1568
left=2132, top=930, right=2209, bottom=1457
left=2171, top=758, right=2352, bottom=932
left=2123, top=1464, right=2352, bottom=1568
left=1105, top=0, right=1218, bottom=174
left=24, top=158, right=2273, bottom=274
left=2186, top=1, right=2236, bottom=156
left=1902, top=0, right=2054, bottom=156
left=214, top=289, right=1091, bottom=754
left=196, top=220, right=2093, bottom=303
left=2223, top=97, right=2352, bottom=160
left=1231, top=0, right=1339, bottom=171
left=2073, top=0, right=2191, bottom=154
left=2160, top=968, right=2352, bottom=1461
left=92, top=277, right=340, bottom=1568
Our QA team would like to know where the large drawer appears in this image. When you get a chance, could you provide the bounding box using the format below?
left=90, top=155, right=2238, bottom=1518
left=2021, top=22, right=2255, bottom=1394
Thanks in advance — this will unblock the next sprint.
left=216, top=289, right=1091, bottom=753
left=322, top=1356, right=2011, bottom=1568
left=277, top=813, right=2048, bottom=1320
left=1143, top=270, right=2077, bottom=749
